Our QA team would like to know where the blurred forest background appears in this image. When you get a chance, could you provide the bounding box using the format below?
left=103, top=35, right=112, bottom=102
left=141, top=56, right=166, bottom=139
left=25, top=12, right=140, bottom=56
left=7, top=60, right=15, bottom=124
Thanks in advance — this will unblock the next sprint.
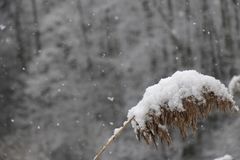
left=0, top=0, right=240, bottom=160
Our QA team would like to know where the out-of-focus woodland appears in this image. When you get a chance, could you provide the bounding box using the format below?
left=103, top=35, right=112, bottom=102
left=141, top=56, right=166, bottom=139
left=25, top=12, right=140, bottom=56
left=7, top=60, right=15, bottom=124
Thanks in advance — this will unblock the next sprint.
left=0, top=0, right=240, bottom=159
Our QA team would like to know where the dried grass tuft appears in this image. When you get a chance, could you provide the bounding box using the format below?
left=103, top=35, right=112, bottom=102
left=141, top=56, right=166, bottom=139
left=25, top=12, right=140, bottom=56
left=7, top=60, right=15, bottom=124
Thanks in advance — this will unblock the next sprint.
left=134, top=90, right=235, bottom=146
left=94, top=88, right=236, bottom=160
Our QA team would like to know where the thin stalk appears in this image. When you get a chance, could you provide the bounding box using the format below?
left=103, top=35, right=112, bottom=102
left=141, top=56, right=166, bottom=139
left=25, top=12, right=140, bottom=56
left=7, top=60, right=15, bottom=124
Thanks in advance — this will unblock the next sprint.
left=93, top=116, right=134, bottom=160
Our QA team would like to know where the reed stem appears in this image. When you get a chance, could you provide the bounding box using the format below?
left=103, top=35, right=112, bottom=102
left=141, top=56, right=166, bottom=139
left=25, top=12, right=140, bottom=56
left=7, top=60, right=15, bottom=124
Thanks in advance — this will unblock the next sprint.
left=93, top=116, right=134, bottom=160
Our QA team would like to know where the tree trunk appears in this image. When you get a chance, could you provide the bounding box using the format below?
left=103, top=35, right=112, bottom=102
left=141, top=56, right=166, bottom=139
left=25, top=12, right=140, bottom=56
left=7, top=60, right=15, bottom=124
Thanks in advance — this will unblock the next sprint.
left=200, top=0, right=223, bottom=78
left=182, top=0, right=193, bottom=68
left=76, top=0, right=92, bottom=70
left=200, top=0, right=212, bottom=75
left=232, top=0, right=240, bottom=49
left=13, top=0, right=26, bottom=69
left=31, top=0, right=42, bottom=55
left=220, top=0, right=236, bottom=79
left=220, top=0, right=233, bottom=53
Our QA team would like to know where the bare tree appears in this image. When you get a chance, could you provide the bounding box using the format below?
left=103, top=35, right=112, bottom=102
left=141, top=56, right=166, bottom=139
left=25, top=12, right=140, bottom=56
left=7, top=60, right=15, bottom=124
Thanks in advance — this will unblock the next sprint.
left=31, top=0, right=42, bottom=55
left=220, top=0, right=233, bottom=53
left=182, top=0, right=193, bottom=68
left=220, top=0, right=236, bottom=79
left=200, top=0, right=223, bottom=78
left=76, top=0, right=92, bottom=69
left=232, top=0, right=240, bottom=49
left=13, top=0, right=26, bottom=69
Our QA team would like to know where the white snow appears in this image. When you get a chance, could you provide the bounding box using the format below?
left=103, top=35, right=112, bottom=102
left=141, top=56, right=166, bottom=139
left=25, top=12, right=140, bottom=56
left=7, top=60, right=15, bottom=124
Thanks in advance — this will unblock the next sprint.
left=107, top=97, right=114, bottom=102
left=128, top=70, right=235, bottom=128
left=228, top=75, right=240, bottom=96
left=214, top=154, right=233, bottom=160
left=114, top=127, right=122, bottom=135
left=0, top=24, right=6, bottom=30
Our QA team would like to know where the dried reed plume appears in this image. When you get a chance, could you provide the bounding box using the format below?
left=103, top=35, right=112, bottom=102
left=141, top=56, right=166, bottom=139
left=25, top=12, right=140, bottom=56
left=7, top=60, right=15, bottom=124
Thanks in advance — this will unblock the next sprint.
left=94, top=88, right=237, bottom=160
left=134, top=90, right=235, bottom=146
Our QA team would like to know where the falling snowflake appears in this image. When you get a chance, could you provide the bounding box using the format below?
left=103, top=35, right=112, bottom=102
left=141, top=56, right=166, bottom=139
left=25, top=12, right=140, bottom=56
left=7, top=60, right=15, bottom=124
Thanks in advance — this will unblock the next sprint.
left=0, top=24, right=6, bottom=30
left=107, top=97, right=114, bottom=102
